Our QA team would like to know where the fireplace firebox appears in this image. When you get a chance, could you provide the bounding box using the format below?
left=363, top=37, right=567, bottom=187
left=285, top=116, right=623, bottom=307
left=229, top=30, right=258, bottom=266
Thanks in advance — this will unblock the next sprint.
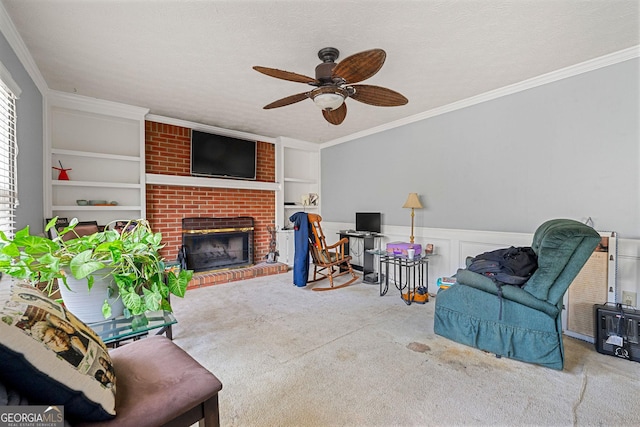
left=180, top=217, right=254, bottom=272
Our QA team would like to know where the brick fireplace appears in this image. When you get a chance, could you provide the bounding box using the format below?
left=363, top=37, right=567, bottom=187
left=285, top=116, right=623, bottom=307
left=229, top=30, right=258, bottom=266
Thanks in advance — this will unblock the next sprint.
left=145, top=121, right=287, bottom=287
left=180, top=216, right=254, bottom=272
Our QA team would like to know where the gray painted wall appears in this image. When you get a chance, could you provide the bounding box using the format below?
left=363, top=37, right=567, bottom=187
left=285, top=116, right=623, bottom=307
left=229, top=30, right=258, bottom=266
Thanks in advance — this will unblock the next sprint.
left=0, top=31, right=43, bottom=233
left=321, top=58, right=639, bottom=238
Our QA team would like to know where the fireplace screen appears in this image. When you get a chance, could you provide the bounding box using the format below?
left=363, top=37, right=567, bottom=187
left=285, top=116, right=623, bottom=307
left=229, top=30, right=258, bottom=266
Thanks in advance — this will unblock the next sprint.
left=180, top=217, right=254, bottom=272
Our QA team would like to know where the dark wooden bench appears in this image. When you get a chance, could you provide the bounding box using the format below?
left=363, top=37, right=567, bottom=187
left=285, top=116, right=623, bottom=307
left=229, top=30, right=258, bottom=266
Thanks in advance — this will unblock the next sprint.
left=76, top=335, right=222, bottom=427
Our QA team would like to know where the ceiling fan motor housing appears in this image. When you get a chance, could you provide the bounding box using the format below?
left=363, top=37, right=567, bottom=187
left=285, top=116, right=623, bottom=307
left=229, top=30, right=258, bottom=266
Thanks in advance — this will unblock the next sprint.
left=315, top=62, right=336, bottom=83
left=316, top=47, right=340, bottom=83
left=318, top=47, right=339, bottom=62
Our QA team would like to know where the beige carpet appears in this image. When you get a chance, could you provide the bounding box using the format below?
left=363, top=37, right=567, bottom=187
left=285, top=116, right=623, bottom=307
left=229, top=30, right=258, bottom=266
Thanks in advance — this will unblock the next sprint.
left=171, top=271, right=640, bottom=426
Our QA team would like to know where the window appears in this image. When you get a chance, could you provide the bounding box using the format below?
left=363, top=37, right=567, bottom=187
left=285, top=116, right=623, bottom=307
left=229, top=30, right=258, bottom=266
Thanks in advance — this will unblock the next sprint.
left=0, top=62, right=20, bottom=237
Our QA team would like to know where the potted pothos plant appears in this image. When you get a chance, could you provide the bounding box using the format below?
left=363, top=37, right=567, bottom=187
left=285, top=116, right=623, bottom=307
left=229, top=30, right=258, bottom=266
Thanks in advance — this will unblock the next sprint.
left=0, top=217, right=193, bottom=322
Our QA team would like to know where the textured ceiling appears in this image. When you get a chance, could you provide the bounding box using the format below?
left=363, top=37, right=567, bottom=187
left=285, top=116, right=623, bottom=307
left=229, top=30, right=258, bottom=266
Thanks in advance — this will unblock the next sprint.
left=2, top=0, right=639, bottom=144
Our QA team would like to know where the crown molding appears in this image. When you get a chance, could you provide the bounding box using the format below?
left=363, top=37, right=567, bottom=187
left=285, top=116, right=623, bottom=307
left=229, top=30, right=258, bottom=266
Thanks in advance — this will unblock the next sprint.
left=0, top=60, right=20, bottom=97
left=276, top=136, right=320, bottom=151
left=0, top=2, right=48, bottom=94
left=146, top=114, right=277, bottom=145
left=321, top=45, right=640, bottom=149
left=48, top=90, right=149, bottom=120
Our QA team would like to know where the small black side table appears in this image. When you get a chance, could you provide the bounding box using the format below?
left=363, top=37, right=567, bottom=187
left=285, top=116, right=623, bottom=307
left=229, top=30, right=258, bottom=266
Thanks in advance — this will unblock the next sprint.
left=379, top=253, right=430, bottom=305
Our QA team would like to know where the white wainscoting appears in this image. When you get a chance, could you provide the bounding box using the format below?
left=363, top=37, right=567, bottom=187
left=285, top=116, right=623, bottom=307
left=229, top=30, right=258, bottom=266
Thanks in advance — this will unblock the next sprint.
left=617, top=238, right=640, bottom=296
left=322, top=221, right=640, bottom=299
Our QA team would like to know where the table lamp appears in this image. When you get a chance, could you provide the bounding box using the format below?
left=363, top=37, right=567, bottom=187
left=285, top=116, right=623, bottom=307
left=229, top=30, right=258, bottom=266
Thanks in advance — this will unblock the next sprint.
left=402, top=193, right=423, bottom=244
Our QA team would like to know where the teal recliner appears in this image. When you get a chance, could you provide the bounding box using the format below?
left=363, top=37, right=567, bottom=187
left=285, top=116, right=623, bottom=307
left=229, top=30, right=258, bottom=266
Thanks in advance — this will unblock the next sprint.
left=434, top=219, right=601, bottom=370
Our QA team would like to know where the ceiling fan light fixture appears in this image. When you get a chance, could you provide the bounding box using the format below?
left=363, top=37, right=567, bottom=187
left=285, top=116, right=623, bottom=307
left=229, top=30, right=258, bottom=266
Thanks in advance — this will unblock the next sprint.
left=254, top=48, right=406, bottom=124
left=313, top=93, right=344, bottom=110
left=310, top=86, right=347, bottom=111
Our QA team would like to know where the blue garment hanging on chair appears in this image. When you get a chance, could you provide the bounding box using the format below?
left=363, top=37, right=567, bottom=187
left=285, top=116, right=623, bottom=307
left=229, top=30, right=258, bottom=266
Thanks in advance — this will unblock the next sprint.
left=289, top=211, right=310, bottom=287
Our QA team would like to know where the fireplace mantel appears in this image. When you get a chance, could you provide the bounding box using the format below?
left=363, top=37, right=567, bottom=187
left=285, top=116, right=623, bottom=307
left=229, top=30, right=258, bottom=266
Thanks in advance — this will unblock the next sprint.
left=146, top=173, right=280, bottom=191
left=145, top=121, right=277, bottom=265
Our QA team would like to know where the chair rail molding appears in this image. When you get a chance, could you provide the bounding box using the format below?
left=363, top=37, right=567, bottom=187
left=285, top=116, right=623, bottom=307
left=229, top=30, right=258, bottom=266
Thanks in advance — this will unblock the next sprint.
left=323, top=221, right=640, bottom=300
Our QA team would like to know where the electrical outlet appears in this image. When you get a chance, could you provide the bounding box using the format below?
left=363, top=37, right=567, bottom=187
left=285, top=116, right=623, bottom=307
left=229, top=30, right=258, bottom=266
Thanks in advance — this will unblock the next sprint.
left=622, top=291, right=637, bottom=307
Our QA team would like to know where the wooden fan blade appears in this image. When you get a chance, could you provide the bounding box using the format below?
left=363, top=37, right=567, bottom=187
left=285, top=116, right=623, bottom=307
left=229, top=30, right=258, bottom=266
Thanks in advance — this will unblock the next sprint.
left=253, top=66, right=318, bottom=85
left=322, top=103, right=347, bottom=125
left=350, top=85, right=408, bottom=106
left=331, top=49, right=386, bottom=84
left=263, top=92, right=309, bottom=109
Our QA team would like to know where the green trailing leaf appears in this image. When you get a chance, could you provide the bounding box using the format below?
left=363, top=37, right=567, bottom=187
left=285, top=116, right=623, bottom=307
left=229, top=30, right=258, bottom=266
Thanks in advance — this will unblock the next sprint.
left=106, top=285, right=116, bottom=299
left=167, top=269, right=193, bottom=298
left=0, top=217, right=194, bottom=319
left=69, top=250, right=106, bottom=279
left=113, top=273, right=134, bottom=288
left=109, top=247, right=123, bottom=264
left=1, top=242, right=20, bottom=257
left=131, top=313, right=149, bottom=329
left=102, top=299, right=112, bottom=318
left=142, top=286, right=161, bottom=311
left=160, top=298, right=172, bottom=312
left=157, top=281, right=169, bottom=299
left=21, top=236, right=58, bottom=255
left=121, top=289, right=143, bottom=315
left=45, top=217, right=58, bottom=232
left=14, top=226, right=31, bottom=240
left=37, top=252, right=60, bottom=270
left=150, top=281, right=161, bottom=295
left=86, top=274, right=95, bottom=291
left=58, top=275, right=70, bottom=291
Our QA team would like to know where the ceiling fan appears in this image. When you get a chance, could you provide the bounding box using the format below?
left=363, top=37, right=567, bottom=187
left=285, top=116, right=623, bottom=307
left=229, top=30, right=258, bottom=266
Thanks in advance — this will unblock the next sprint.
left=253, top=47, right=408, bottom=125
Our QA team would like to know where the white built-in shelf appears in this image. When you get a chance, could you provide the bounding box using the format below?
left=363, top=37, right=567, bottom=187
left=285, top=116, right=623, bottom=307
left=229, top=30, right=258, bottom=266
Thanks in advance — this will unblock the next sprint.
left=46, top=91, right=148, bottom=223
left=278, top=142, right=320, bottom=229
left=52, top=180, right=141, bottom=189
left=51, top=148, right=141, bottom=162
left=52, top=205, right=141, bottom=211
left=284, top=204, right=319, bottom=209
left=284, top=177, right=317, bottom=184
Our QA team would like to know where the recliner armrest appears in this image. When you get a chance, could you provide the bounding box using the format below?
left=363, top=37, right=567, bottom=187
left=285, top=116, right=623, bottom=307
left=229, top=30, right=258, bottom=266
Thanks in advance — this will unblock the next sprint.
left=465, top=256, right=474, bottom=268
left=455, top=268, right=559, bottom=317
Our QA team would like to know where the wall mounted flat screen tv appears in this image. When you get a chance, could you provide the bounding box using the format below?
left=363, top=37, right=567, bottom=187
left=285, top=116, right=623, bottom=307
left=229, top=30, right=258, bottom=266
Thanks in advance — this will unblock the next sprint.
left=191, top=130, right=256, bottom=180
left=356, top=212, right=381, bottom=233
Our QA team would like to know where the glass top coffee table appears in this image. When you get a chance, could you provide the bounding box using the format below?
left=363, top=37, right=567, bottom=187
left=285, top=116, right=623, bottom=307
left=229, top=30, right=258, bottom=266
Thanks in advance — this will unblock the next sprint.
left=89, top=310, right=177, bottom=347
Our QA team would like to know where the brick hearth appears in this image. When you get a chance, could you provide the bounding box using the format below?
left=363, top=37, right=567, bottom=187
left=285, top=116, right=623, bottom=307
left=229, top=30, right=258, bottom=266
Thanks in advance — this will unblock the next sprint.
left=187, top=262, right=289, bottom=290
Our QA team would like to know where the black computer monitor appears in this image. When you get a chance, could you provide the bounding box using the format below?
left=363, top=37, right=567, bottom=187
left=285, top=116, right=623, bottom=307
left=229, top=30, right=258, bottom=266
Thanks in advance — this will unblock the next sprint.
left=355, top=212, right=381, bottom=233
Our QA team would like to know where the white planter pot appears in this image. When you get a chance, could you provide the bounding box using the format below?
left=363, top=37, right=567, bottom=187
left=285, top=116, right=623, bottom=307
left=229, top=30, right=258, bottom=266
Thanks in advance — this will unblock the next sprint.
left=57, top=270, right=124, bottom=323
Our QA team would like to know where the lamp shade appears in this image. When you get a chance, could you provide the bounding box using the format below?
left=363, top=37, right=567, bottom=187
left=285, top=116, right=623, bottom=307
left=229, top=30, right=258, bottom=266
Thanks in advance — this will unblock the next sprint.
left=402, top=193, right=423, bottom=209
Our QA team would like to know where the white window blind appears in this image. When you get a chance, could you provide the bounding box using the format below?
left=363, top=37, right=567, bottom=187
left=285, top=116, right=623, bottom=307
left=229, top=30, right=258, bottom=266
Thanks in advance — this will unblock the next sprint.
left=0, top=78, right=18, bottom=237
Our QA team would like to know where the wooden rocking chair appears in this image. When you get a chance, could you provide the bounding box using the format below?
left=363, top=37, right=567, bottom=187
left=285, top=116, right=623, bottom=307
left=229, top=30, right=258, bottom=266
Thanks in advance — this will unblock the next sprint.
left=307, top=213, right=358, bottom=291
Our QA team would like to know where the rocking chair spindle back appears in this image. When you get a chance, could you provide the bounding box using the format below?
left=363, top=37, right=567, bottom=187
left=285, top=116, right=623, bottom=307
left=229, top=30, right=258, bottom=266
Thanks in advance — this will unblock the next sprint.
left=307, top=214, right=358, bottom=291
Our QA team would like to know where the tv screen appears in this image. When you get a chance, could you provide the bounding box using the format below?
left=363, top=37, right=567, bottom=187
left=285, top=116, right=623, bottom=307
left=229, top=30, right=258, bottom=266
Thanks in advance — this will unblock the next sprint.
left=356, top=212, right=381, bottom=233
left=191, top=130, right=256, bottom=179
